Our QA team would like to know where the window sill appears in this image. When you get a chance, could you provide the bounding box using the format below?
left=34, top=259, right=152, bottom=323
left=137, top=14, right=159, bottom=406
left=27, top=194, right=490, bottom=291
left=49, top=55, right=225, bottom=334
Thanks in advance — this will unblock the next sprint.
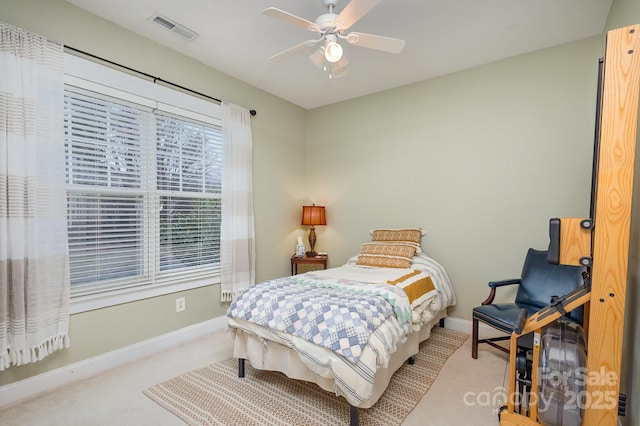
left=70, top=275, right=221, bottom=314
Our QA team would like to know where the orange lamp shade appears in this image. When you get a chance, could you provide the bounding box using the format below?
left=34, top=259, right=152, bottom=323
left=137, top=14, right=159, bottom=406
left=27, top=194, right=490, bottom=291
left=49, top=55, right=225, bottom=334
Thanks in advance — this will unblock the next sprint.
left=301, top=205, right=326, bottom=226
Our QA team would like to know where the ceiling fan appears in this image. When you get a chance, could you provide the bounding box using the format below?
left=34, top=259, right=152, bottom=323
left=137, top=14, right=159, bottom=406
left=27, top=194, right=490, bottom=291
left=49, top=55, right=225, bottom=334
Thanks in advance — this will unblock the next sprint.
left=263, top=0, right=405, bottom=79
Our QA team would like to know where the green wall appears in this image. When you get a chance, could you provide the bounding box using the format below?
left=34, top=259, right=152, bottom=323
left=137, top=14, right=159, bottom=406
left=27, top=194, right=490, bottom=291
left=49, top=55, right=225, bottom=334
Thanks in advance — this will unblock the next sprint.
left=306, top=36, right=601, bottom=321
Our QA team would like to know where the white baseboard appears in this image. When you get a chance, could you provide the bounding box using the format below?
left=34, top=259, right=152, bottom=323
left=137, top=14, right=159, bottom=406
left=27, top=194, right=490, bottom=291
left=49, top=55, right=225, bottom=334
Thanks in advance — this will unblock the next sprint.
left=443, top=316, right=508, bottom=339
left=0, top=316, right=227, bottom=409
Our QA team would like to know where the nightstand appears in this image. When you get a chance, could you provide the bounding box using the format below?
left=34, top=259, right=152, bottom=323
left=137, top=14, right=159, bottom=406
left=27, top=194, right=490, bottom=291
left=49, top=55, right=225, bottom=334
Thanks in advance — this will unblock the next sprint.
left=291, top=254, right=328, bottom=275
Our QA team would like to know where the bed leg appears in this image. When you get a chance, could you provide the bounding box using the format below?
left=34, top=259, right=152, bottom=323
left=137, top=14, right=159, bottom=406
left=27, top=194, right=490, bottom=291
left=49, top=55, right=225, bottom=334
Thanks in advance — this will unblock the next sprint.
left=349, top=405, right=359, bottom=426
left=238, top=358, right=245, bottom=378
left=407, top=356, right=415, bottom=365
left=439, top=317, right=445, bottom=328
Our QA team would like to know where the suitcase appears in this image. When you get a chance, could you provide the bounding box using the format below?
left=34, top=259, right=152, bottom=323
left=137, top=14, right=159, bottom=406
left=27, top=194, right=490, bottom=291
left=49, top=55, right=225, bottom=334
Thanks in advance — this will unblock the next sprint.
left=537, top=319, right=587, bottom=426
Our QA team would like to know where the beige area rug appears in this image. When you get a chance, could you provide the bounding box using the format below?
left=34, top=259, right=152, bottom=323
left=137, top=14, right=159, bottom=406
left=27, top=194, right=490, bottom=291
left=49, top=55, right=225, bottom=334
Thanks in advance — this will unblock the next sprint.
left=144, top=327, right=468, bottom=425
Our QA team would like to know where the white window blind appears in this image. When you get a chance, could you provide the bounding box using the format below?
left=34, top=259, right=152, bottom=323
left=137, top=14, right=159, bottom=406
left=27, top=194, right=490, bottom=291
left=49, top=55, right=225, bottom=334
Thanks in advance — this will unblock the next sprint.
left=64, top=84, right=222, bottom=297
left=156, top=112, right=222, bottom=272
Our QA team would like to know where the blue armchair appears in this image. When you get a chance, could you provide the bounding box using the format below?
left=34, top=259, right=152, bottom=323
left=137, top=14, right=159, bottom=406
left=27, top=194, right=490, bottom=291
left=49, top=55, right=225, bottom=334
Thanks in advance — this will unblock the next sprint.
left=472, top=248, right=585, bottom=359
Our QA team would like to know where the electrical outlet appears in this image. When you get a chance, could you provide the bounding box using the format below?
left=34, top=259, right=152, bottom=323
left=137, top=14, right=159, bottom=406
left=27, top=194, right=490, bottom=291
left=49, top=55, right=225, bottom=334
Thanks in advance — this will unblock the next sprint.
left=175, top=297, right=186, bottom=312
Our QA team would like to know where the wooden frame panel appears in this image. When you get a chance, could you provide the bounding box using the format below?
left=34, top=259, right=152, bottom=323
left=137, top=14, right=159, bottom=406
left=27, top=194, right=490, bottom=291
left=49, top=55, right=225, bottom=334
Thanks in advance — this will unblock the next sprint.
left=500, top=24, right=640, bottom=426
left=584, top=23, right=640, bottom=425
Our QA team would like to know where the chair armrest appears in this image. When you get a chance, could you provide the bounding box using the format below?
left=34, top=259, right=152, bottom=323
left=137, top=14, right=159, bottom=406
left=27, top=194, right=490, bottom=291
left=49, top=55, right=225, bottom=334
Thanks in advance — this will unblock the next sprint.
left=488, top=278, right=521, bottom=288
left=481, top=278, right=522, bottom=305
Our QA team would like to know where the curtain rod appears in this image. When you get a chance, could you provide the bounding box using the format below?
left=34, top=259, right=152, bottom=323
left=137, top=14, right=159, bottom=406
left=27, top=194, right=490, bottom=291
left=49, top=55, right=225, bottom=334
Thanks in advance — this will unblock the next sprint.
left=64, top=45, right=257, bottom=117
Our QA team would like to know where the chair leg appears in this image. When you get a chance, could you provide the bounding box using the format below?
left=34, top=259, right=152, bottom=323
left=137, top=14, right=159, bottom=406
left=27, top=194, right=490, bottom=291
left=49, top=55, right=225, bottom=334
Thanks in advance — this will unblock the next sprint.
left=472, top=317, right=479, bottom=359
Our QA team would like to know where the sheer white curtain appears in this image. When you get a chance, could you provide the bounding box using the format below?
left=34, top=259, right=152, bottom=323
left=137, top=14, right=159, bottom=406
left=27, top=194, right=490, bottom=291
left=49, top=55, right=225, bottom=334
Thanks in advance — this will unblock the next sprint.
left=0, top=23, right=70, bottom=370
left=220, top=102, right=255, bottom=301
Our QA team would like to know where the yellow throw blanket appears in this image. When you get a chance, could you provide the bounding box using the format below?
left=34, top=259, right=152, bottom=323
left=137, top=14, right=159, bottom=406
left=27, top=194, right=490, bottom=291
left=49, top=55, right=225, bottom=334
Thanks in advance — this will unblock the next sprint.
left=387, top=270, right=436, bottom=308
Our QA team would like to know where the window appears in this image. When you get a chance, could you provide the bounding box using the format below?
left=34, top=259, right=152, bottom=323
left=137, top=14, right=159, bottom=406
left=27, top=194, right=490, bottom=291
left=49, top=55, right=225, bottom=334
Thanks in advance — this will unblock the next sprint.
left=64, top=54, right=222, bottom=310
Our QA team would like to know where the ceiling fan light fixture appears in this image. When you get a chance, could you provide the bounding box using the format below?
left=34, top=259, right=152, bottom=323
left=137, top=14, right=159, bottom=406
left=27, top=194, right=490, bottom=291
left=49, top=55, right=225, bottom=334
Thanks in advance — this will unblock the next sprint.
left=324, top=40, right=343, bottom=62
left=264, top=0, right=405, bottom=77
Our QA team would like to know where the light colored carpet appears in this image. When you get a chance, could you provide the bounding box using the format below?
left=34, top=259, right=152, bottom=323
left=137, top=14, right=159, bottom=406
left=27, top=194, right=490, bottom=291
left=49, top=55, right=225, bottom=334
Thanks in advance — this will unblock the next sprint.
left=0, top=326, right=508, bottom=425
left=144, top=327, right=468, bottom=426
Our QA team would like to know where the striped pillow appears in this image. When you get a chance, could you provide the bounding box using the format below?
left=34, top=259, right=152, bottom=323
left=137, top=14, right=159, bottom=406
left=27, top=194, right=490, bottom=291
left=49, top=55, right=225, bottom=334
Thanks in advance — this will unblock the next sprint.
left=356, top=242, right=416, bottom=268
left=371, top=228, right=423, bottom=253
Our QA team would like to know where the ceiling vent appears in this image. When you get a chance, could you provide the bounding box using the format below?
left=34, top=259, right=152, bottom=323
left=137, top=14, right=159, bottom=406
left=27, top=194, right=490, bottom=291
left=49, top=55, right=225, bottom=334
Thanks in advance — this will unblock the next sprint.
left=148, top=13, right=198, bottom=41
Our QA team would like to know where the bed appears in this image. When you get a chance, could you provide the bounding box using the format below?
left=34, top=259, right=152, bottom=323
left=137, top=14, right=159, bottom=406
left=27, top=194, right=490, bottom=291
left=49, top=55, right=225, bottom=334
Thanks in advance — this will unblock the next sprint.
left=226, top=229, right=456, bottom=425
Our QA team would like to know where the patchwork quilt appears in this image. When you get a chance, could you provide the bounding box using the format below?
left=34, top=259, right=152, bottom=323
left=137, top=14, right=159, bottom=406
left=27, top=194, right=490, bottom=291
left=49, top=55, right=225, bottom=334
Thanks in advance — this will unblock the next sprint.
left=227, top=275, right=413, bottom=363
left=227, top=259, right=452, bottom=405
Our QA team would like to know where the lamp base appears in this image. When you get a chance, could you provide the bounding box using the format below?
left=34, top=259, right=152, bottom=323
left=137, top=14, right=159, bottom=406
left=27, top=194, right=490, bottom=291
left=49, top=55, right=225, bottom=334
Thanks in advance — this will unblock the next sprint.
left=307, top=226, right=318, bottom=258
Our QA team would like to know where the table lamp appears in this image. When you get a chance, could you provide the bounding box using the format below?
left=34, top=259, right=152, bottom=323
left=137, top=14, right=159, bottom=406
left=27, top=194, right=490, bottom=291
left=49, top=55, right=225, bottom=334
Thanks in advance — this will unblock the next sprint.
left=301, top=205, right=326, bottom=257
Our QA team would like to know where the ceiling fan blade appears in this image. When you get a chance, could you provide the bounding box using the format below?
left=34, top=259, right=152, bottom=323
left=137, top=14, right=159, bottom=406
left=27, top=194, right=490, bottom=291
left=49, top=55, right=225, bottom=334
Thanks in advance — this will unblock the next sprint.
left=263, top=7, right=320, bottom=32
left=269, top=39, right=321, bottom=62
left=309, top=48, right=325, bottom=69
left=345, top=32, right=405, bottom=53
left=334, top=0, right=381, bottom=31
left=331, top=58, right=349, bottom=78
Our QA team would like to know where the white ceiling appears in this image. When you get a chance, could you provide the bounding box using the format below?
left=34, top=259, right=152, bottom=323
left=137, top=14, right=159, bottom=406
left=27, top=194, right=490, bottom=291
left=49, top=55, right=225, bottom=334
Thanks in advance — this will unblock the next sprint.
left=66, top=0, right=612, bottom=110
